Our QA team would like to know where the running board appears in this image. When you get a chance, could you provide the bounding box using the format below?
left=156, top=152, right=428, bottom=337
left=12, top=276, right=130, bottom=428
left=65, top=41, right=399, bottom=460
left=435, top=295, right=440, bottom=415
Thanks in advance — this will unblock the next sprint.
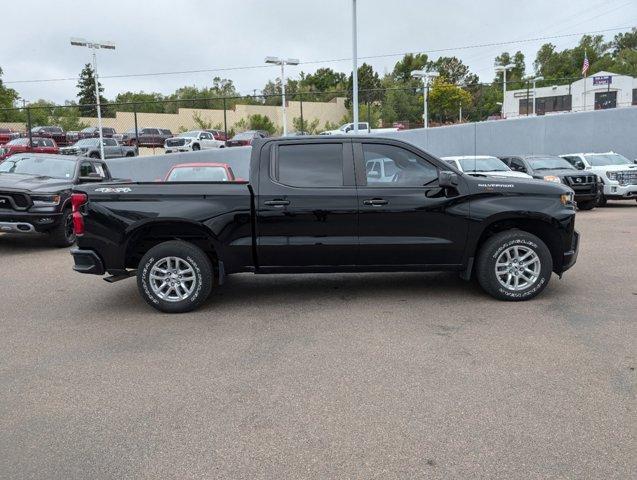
left=104, top=270, right=136, bottom=283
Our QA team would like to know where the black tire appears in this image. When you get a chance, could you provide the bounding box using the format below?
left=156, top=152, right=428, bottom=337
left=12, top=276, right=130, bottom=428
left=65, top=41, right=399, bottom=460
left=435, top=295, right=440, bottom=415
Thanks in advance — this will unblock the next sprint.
left=192, top=143, right=201, bottom=151
left=475, top=230, right=553, bottom=301
left=577, top=200, right=596, bottom=210
left=137, top=241, right=213, bottom=313
left=89, top=152, right=100, bottom=159
left=49, top=208, right=76, bottom=248
left=597, top=195, right=607, bottom=207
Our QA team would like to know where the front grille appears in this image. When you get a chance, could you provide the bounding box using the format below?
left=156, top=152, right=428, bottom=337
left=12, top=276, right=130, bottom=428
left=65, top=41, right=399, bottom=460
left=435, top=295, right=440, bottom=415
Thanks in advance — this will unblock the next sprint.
left=612, top=170, right=637, bottom=186
left=565, top=175, right=595, bottom=186
left=166, top=139, right=186, bottom=147
left=60, top=148, right=78, bottom=155
left=0, top=191, right=30, bottom=210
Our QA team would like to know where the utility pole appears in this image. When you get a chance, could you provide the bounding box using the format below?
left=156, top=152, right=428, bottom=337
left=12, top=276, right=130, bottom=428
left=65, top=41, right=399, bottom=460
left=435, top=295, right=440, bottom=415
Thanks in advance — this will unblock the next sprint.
left=265, top=57, right=299, bottom=136
left=352, top=0, right=359, bottom=134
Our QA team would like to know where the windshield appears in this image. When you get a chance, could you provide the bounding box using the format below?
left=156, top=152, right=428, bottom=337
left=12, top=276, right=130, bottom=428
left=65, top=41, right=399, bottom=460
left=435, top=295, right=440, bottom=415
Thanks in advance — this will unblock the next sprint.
left=458, top=157, right=509, bottom=172
left=584, top=153, right=632, bottom=166
left=527, top=156, right=575, bottom=170
left=167, top=166, right=230, bottom=182
left=0, top=155, right=76, bottom=179
left=179, top=131, right=199, bottom=138
left=74, top=138, right=99, bottom=146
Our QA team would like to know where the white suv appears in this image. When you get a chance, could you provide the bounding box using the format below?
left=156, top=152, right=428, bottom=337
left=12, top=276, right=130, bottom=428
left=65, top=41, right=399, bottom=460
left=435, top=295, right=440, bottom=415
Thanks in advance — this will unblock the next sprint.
left=560, top=152, right=637, bottom=205
left=441, top=156, right=533, bottom=179
left=164, top=130, right=224, bottom=153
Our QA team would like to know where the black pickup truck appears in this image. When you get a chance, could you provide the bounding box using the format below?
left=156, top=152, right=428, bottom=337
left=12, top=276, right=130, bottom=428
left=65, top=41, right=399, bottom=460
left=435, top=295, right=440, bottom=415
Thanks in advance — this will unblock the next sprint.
left=0, top=153, right=112, bottom=247
left=71, top=136, right=580, bottom=313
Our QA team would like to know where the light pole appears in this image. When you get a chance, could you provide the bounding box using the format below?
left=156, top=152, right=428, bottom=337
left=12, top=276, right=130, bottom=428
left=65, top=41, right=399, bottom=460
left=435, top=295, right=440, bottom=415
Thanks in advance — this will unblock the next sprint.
left=352, top=0, right=359, bottom=134
left=411, top=70, right=439, bottom=129
left=70, top=38, right=115, bottom=160
left=494, top=63, right=515, bottom=119
left=265, top=56, right=299, bottom=136
left=531, top=76, right=543, bottom=115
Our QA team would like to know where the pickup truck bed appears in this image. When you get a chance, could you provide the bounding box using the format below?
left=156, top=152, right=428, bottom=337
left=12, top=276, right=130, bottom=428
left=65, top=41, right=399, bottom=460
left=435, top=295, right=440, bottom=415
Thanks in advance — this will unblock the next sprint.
left=71, top=136, right=579, bottom=313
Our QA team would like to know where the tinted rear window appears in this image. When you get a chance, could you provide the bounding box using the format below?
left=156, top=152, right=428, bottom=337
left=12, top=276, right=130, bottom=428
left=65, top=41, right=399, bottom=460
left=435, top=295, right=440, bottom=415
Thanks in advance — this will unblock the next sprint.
left=276, top=143, right=343, bottom=187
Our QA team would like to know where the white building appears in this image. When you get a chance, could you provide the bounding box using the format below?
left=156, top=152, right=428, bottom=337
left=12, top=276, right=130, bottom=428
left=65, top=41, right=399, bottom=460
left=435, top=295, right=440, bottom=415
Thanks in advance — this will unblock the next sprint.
left=504, top=71, right=637, bottom=119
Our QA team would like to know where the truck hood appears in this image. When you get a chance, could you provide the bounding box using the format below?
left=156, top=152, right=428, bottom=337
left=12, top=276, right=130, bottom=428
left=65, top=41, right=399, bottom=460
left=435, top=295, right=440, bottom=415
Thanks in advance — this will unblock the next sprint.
left=588, top=164, right=637, bottom=173
left=0, top=173, right=73, bottom=192
left=467, top=170, right=532, bottom=179
left=531, top=168, right=586, bottom=177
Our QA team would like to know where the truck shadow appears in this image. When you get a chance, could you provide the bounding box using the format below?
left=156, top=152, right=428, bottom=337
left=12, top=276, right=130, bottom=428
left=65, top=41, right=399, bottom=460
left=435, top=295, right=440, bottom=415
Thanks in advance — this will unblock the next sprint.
left=0, top=233, right=63, bottom=255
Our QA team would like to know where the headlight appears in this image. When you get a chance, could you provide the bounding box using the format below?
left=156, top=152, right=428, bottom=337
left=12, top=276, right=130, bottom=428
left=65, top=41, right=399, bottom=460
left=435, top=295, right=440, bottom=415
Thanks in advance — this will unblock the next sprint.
left=560, top=192, right=574, bottom=205
left=31, top=195, right=61, bottom=206
left=543, top=175, right=562, bottom=183
left=606, top=171, right=618, bottom=181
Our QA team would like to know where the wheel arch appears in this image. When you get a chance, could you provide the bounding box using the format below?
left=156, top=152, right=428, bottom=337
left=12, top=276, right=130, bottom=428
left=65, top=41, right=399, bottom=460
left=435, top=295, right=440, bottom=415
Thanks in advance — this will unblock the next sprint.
left=470, top=214, right=566, bottom=274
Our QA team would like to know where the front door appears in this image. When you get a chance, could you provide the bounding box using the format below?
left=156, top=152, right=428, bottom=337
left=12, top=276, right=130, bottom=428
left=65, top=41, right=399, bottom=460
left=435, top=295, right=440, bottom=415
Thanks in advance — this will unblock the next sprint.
left=256, top=140, right=358, bottom=268
left=354, top=140, right=468, bottom=267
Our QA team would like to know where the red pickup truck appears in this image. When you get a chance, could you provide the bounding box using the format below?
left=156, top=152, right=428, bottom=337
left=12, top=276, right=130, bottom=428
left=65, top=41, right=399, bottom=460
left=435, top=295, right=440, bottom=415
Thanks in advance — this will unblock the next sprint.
left=0, top=137, right=59, bottom=161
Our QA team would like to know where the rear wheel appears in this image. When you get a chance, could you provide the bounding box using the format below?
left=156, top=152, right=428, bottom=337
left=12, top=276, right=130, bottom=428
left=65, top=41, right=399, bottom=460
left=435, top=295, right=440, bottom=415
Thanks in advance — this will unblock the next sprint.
left=577, top=200, right=596, bottom=210
left=137, top=241, right=213, bottom=313
left=49, top=208, right=76, bottom=247
left=476, top=230, right=552, bottom=301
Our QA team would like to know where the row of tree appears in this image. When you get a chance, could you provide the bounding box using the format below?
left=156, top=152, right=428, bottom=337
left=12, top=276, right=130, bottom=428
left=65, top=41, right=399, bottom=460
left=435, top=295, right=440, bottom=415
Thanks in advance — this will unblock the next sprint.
left=0, top=29, right=635, bottom=129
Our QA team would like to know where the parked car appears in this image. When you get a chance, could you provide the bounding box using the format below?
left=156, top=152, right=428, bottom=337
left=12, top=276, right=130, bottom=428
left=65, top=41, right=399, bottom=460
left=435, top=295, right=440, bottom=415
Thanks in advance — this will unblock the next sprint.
left=0, top=137, right=59, bottom=161
left=441, top=155, right=533, bottom=179
left=560, top=152, right=637, bottom=205
left=70, top=136, right=579, bottom=313
left=66, top=131, right=81, bottom=144
left=0, top=153, right=112, bottom=246
left=30, top=126, right=68, bottom=146
left=0, top=127, right=20, bottom=145
left=78, top=126, right=117, bottom=139
left=225, top=130, right=269, bottom=147
left=320, top=122, right=400, bottom=135
left=498, top=155, right=601, bottom=210
left=204, top=129, right=228, bottom=142
left=114, top=127, right=173, bottom=147
left=59, top=138, right=137, bottom=159
left=163, top=162, right=239, bottom=182
left=164, top=130, right=225, bottom=153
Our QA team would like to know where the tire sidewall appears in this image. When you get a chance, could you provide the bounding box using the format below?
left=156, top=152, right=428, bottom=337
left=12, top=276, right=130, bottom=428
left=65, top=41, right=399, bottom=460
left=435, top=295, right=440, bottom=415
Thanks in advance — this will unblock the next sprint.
left=137, top=242, right=212, bottom=313
left=478, top=232, right=552, bottom=301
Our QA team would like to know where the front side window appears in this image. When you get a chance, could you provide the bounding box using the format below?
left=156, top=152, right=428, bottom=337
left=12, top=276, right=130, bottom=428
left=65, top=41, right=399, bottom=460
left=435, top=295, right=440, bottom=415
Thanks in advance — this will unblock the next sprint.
left=562, top=156, right=586, bottom=170
left=103, top=138, right=117, bottom=146
left=79, top=162, right=96, bottom=177
left=362, top=143, right=438, bottom=186
left=276, top=143, right=343, bottom=187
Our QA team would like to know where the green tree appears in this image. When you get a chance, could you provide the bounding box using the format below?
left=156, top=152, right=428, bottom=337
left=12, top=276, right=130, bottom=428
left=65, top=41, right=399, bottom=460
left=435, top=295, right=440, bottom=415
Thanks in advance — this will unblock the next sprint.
left=431, top=56, right=478, bottom=85
left=392, top=53, right=429, bottom=83
left=0, top=67, right=20, bottom=121
left=292, top=116, right=320, bottom=134
left=113, top=91, right=165, bottom=113
left=428, top=79, right=473, bottom=123
left=494, top=51, right=526, bottom=89
left=76, top=63, right=107, bottom=117
left=347, top=63, right=383, bottom=107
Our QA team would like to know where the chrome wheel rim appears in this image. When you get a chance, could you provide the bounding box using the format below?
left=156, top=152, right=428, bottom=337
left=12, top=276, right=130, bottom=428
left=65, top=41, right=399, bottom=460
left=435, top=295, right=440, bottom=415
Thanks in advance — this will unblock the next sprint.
left=149, top=256, right=197, bottom=302
left=495, top=245, right=541, bottom=291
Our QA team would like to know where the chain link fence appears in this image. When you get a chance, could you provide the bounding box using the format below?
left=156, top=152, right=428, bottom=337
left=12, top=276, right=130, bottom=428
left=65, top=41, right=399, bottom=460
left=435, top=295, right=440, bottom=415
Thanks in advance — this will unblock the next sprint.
left=1, top=75, right=635, bottom=155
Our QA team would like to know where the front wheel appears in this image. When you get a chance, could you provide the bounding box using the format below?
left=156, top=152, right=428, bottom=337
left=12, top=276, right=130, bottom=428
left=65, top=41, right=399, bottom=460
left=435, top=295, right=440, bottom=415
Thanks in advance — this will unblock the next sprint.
left=597, top=195, right=607, bottom=207
left=137, top=241, right=213, bottom=313
left=577, top=200, right=596, bottom=210
left=191, top=143, right=201, bottom=151
left=475, top=230, right=553, bottom=301
left=49, top=208, right=76, bottom=247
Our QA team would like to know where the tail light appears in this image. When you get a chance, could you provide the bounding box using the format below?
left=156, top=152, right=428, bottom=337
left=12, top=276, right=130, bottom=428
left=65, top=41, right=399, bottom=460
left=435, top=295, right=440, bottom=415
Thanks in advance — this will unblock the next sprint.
left=71, top=192, right=88, bottom=236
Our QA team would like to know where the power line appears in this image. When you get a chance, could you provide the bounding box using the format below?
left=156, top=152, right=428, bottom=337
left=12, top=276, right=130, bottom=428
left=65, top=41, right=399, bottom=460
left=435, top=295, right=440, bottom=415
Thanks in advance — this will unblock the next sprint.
left=3, top=25, right=634, bottom=85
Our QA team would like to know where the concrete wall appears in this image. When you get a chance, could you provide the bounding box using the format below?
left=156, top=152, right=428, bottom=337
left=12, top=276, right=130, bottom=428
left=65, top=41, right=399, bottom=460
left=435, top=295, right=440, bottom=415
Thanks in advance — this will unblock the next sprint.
left=79, top=98, right=348, bottom=133
left=386, top=105, right=637, bottom=160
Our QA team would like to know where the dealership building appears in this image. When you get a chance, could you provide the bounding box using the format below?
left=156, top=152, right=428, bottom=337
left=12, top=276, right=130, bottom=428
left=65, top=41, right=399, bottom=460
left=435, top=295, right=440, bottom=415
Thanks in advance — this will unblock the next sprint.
left=504, top=71, right=637, bottom=118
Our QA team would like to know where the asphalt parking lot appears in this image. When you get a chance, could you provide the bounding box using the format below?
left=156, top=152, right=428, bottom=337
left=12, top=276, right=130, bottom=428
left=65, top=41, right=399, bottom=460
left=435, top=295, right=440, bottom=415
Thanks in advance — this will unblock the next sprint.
left=1, top=204, right=635, bottom=479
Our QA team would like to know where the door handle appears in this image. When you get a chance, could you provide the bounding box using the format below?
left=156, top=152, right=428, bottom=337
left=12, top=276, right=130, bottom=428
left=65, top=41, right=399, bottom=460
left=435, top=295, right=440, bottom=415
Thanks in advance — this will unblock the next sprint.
left=264, top=199, right=290, bottom=207
left=363, top=198, right=388, bottom=206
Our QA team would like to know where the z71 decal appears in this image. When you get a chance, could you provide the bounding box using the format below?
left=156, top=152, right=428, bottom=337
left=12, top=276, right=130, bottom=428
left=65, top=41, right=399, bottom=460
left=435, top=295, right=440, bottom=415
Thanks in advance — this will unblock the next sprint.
left=94, top=187, right=132, bottom=193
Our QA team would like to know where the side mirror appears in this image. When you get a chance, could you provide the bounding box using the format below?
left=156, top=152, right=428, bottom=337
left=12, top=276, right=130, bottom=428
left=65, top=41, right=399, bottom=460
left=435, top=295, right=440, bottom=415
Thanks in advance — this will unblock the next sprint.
left=439, top=170, right=459, bottom=188
left=78, top=172, right=103, bottom=183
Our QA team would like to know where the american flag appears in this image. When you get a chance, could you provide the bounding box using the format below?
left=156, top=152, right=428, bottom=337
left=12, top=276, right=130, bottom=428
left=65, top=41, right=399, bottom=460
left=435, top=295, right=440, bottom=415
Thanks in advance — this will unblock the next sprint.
left=582, top=52, right=589, bottom=76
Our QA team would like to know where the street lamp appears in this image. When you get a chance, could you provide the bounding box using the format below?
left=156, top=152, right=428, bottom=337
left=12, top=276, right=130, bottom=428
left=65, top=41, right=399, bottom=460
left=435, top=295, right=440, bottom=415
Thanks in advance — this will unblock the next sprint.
left=531, top=76, right=544, bottom=116
left=494, top=63, right=515, bottom=119
left=265, top=56, right=299, bottom=136
left=70, top=37, right=115, bottom=160
left=351, top=0, right=359, bottom=134
left=411, top=70, right=439, bottom=129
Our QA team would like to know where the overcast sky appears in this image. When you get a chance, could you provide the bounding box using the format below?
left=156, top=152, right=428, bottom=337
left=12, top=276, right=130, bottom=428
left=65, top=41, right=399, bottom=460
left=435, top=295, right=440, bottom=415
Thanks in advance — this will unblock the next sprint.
left=1, top=0, right=634, bottom=104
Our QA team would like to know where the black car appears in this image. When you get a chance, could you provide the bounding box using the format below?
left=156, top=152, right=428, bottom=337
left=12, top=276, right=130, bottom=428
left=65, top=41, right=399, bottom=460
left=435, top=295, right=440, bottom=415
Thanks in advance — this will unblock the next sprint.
left=0, top=153, right=111, bottom=247
left=71, top=136, right=579, bottom=313
left=499, top=155, right=601, bottom=210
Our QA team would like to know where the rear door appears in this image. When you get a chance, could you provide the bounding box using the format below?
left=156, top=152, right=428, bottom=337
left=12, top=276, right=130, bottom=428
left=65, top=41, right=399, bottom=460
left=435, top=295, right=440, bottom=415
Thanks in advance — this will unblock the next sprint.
left=354, top=140, right=468, bottom=266
left=256, top=139, right=358, bottom=268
